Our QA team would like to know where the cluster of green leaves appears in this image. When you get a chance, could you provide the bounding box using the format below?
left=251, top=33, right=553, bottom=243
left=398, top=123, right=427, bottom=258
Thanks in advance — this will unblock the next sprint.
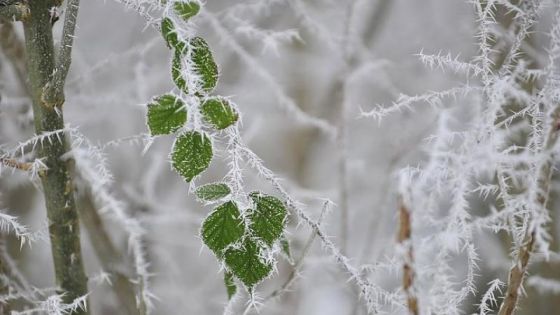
left=201, top=192, right=288, bottom=291
left=146, top=0, right=289, bottom=298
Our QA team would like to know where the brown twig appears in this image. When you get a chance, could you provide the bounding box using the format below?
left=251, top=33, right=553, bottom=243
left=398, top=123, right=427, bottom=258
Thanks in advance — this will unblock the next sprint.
left=397, top=197, right=419, bottom=315
left=0, top=156, right=33, bottom=171
left=497, top=106, right=560, bottom=315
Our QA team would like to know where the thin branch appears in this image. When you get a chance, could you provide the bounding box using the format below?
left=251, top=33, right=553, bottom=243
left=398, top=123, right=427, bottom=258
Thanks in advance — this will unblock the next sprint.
left=203, top=11, right=337, bottom=138
left=42, top=0, right=81, bottom=108
left=497, top=105, right=560, bottom=315
left=74, top=180, right=142, bottom=315
left=263, top=200, right=330, bottom=302
left=0, top=156, right=33, bottom=171
left=239, top=140, right=398, bottom=313
left=397, top=197, right=419, bottom=315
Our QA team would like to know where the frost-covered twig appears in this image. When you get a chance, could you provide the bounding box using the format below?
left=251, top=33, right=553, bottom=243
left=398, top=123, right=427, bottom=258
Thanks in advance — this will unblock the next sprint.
left=417, top=51, right=485, bottom=77
left=478, top=279, right=504, bottom=315
left=73, top=179, right=143, bottom=315
left=0, top=210, right=46, bottom=247
left=67, top=134, right=153, bottom=314
left=262, top=200, right=331, bottom=302
left=360, top=86, right=477, bottom=122
left=239, top=138, right=399, bottom=313
left=397, top=197, right=418, bottom=315
left=0, top=156, right=33, bottom=172
left=203, top=11, right=337, bottom=138
left=12, top=293, right=89, bottom=315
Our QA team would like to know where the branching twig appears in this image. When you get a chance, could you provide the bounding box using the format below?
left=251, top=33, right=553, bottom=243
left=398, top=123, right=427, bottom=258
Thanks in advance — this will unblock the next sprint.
left=497, top=106, right=560, bottom=315
left=42, top=0, right=81, bottom=108
left=239, top=139, right=398, bottom=313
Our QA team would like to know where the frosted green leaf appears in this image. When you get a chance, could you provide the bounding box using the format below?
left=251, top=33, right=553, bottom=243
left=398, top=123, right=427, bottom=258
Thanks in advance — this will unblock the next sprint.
left=189, top=37, right=218, bottom=93
left=201, top=201, right=244, bottom=256
left=224, top=239, right=272, bottom=288
left=224, top=271, right=237, bottom=300
left=200, top=97, right=238, bottom=130
left=161, top=17, right=179, bottom=49
left=174, top=1, right=200, bottom=21
left=146, top=94, right=186, bottom=135
left=195, top=183, right=231, bottom=201
left=172, top=50, right=188, bottom=93
left=248, top=192, right=287, bottom=246
left=171, top=131, right=212, bottom=182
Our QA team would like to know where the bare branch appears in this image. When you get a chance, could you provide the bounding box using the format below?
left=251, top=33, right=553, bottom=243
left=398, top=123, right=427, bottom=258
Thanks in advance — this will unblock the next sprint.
left=42, top=0, right=81, bottom=108
left=397, top=197, right=419, bottom=315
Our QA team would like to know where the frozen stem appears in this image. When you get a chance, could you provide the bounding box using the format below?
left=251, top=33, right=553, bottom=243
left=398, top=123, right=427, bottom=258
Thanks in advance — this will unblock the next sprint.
left=397, top=197, right=418, bottom=315
left=498, top=106, right=560, bottom=315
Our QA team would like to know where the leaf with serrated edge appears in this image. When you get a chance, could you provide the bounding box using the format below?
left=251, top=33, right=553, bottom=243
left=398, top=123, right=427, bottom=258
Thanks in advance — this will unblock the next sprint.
left=196, top=183, right=231, bottom=201
left=201, top=97, right=238, bottom=130
left=171, top=131, right=212, bottom=182
left=201, top=201, right=244, bottom=256
left=189, top=37, right=218, bottom=93
left=224, top=271, right=237, bottom=299
left=174, top=1, right=200, bottom=21
left=147, top=94, right=186, bottom=135
left=224, top=239, right=272, bottom=288
left=248, top=192, right=287, bottom=246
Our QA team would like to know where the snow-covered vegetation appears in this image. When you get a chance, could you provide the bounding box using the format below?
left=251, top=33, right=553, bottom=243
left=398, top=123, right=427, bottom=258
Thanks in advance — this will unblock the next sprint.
left=1, top=0, right=560, bottom=314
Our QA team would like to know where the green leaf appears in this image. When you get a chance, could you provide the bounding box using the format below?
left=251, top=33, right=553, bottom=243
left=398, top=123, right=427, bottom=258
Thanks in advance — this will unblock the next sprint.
left=224, top=271, right=237, bottom=300
left=172, top=50, right=188, bottom=93
left=201, top=201, right=244, bottom=256
left=196, top=183, right=231, bottom=201
left=189, top=37, right=218, bottom=93
left=174, top=1, right=200, bottom=21
left=200, top=97, right=238, bottom=130
left=146, top=94, right=186, bottom=135
left=224, top=239, right=272, bottom=288
left=248, top=192, right=287, bottom=246
left=171, top=131, right=213, bottom=182
left=161, top=17, right=179, bottom=49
